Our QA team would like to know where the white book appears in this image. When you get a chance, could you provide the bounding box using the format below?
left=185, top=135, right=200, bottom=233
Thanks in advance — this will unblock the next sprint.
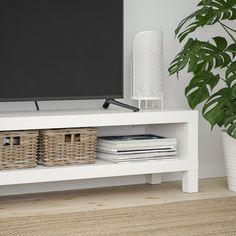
left=96, top=150, right=177, bottom=160
left=97, top=146, right=177, bottom=155
left=97, top=134, right=177, bottom=151
left=97, top=153, right=177, bottom=163
left=97, top=144, right=177, bottom=152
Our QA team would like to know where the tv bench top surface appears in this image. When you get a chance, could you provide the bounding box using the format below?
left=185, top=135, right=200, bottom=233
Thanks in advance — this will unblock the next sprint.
left=0, top=108, right=197, bottom=117
left=0, top=108, right=198, bottom=131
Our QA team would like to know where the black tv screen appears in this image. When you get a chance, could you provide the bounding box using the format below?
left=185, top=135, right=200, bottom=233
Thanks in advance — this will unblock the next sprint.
left=0, top=0, right=123, bottom=101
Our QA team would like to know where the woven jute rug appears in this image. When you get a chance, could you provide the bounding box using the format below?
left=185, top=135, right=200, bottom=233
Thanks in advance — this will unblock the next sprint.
left=0, top=196, right=236, bottom=236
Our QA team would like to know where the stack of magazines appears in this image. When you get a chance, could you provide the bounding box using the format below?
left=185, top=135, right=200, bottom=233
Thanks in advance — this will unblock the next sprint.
left=96, top=134, right=177, bottom=163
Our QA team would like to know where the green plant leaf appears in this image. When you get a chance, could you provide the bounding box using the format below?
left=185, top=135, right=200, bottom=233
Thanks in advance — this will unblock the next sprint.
left=224, top=114, right=236, bottom=138
left=226, top=43, right=236, bottom=57
left=226, top=61, right=236, bottom=78
left=226, top=74, right=236, bottom=87
left=175, top=0, right=236, bottom=42
left=227, top=122, right=236, bottom=138
left=232, top=83, right=236, bottom=96
left=224, top=114, right=236, bottom=126
left=202, top=87, right=232, bottom=128
left=175, top=9, right=203, bottom=37
left=185, top=71, right=220, bottom=109
left=188, top=55, right=198, bottom=72
left=169, top=37, right=232, bottom=76
left=213, top=36, right=227, bottom=50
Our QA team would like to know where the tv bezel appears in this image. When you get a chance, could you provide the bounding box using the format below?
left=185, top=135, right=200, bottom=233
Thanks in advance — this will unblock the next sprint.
left=0, top=0, right=124, bottom=102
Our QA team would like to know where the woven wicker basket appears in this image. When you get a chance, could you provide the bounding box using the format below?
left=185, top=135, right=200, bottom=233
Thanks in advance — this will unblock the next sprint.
left=0, top=130, right=38, bottom=170
left=38, top=128, right=96, bottom=167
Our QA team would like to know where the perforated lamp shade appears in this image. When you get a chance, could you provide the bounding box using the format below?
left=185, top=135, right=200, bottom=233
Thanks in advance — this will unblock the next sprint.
left=132, top=31, right=163, bottom=108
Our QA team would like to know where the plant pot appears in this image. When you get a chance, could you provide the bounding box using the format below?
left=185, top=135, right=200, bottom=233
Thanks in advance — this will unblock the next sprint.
left=222, top=131, right=236, bottom=192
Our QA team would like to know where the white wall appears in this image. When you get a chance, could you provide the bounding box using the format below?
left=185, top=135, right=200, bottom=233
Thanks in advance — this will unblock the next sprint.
left=0, top=0, right=229, bottom=195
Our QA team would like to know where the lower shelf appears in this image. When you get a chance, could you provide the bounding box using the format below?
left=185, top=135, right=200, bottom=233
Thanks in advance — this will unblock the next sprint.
left=0, top=158, right=192, bottom=186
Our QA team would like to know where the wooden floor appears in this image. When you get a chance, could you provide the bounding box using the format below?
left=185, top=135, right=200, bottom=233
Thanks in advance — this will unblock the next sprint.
left=0, top=177, right=235, bottom=218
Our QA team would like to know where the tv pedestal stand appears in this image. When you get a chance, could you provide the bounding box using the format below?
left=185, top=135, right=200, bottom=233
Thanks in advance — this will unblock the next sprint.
left=35, top=101, right=40, bottom=111
left=34, top=100, right=139, bottom=112
left=103, top=99, right=139, bottom=112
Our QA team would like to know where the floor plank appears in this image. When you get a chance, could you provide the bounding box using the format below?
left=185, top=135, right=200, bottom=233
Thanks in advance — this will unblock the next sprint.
left=0, top=177, right=235, bottom=217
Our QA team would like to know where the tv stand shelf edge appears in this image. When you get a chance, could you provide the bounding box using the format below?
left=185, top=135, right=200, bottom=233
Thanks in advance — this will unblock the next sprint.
left=0, top=109, right=198, bottom=193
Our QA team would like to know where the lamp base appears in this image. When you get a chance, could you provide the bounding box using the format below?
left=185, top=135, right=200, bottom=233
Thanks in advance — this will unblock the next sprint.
left=132, top=96, right=163, bottom=111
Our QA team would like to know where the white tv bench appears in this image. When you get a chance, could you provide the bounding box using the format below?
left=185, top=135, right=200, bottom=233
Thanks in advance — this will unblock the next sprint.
left=0, top=109, right=198, bottom=194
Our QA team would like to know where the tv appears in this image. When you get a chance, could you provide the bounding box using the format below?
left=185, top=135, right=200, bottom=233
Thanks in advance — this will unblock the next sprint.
left=0, top=0, right=124, bottom=103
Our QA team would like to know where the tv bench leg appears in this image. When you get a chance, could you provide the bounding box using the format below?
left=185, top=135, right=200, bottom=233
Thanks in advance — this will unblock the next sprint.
left=146, top=173, right=162, bottom=185
left=182, top=170, right=198, bottom=193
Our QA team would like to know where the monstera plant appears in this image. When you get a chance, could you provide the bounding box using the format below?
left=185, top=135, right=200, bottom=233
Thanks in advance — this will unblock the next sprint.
left=169, top=0, right=236, bottom=139
left=169, top=0, right=236, bottom=192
